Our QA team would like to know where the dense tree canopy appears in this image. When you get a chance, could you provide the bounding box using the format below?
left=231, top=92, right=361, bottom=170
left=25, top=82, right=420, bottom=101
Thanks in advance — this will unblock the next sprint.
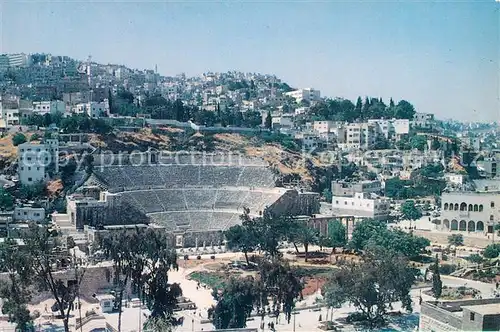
left=323, top=246, right=418, bottom=328
left=400, top=200, right=422, bottom=221
left=349, top=219, right=429, bottom=259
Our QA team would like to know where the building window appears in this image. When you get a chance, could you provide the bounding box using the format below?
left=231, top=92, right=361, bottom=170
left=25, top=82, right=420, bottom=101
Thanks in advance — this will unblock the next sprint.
left=491, top=202, right=495, bottom=208
left=490, top=215, right=494, bottom=221
left=470, top=312, right=475, bottom=321
left=28, top=177, right=32, bottom=182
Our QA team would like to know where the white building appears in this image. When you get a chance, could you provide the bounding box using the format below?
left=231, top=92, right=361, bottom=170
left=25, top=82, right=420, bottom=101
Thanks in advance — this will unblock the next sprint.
left=368, top=118, right=410, bottom=141
left=332, top=192, right=390, bottom=220
left=295, top=107, right=309, bottom=115
left=0, top=96, right=21, bottom=127
left=412, top=112, right=435, bottom=129
left=295, top=132, right=323, bottom=150
left=444, top=173, right=465, bottom=185
left=1, top=108, right=20, bottom=127
left=13, top=207, right=45, bottom=222
left=285, top=88, right=321, bottom=103
left=313, top=121, right=337, bottom=134
left=33, top=101, right=66, bottom=115
left=339, top=123, right=377, bottom=150
left=440, top=191, right=499, bottom=234
left=0, top=53, right=30, bottom=71
left=271, top=113, right=294, bottom=130
left=73, top=100, right=110, bottom=118
left=17, top=139, right=59, bottom=185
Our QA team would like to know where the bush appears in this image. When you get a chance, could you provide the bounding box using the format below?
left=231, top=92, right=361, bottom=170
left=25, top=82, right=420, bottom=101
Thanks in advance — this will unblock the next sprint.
left=30, top=133, right=41, bottom=142
left=483, top=244, right=500, bottom=259
left=12, top=133, right=27, bottom=146
left=439, top=264, right=457, bottom=275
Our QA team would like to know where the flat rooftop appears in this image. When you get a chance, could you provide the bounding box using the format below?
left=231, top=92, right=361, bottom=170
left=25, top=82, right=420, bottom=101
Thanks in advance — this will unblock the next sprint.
left=462, top=303, right=500, bottom=315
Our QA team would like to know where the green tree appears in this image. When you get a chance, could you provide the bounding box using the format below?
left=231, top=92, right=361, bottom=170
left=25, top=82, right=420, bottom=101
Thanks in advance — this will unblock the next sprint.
left=466, top=254, right=483, bottom=266
left=99, top=230, right=135, bottom=332
left=208, top=277, right=258, bottom=329
left=225, top=223, right=258, bottom=265
left=400, top=200, right=422, bottom=225
left=348, top=219, right=387, bottom=252
left=349, top=219, right=429, bottom=259
left=99, top=228, right=181, bottom=332
left=290, top=221, right=319, bottom=262
left=265, top=111, right=272, bottom=129
left=19, top=182, right=46, bottom=200
left=431, top=254, right=442, bottom=299
left=19, top=223, right=86, bottom=332
left=0, top=238, right=35, bottom=331
left=322, top=246, right=417, bottom=328
left=256, top=259, right=303, bottom=324
left=483, top=244, right=500, bottom=259
left=322, top=188, right=332, bottom=203
left=447, top=234, right=464, bottom=246
left=394, top=100, right=416, bottom=119
left=243, top=210, right=289, bottom=259
left=410, top=135, right=428, bottom=151
left=0, top=188, right=14, bottom=210
left=29, top=133, right=41, bottom=142
left=60, top=159, right=77, bottom=186
left=324, top=219, right=347, bottom=251
left=138, top=229, right=181, bottom=329
left=12, top=133, right=27, bottom=146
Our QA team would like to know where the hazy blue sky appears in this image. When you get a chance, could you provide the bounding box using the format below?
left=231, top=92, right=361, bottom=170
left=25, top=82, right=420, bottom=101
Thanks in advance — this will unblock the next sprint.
left=1, top=1, right=498, bottom=122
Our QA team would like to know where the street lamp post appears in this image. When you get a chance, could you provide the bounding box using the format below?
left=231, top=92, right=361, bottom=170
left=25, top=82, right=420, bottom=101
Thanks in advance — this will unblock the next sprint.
left=292, top=311, right=299, bottom=332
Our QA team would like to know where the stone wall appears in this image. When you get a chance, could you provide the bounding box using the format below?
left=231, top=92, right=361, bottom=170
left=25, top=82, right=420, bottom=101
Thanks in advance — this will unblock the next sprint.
left=420, top=301, right=462, bottom=331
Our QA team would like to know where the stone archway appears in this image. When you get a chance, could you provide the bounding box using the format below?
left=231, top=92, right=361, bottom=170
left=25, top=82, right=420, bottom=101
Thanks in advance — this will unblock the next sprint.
left=476, top=221, right=484, bottom=232
left=468, top=220, right=475, bottom=232
left=451, top=220, right=458, bottom=231
left=443, top=219, right=450, bottom=230
left=459, top=220, right=467, bottom=231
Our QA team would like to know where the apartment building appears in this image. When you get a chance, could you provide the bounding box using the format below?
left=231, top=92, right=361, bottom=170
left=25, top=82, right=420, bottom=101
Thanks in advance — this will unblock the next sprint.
left=331, top=180, right=389, bottom=219
left=17, top=139, right=59, bottom=185
left=412, top=112, right=435, bottom=129
left=285, top=88, right=321, bottom=103
left=312, top=120, right=337, bottom=134
left=368, top=118, right=410, bottom=141
left=332, top=192, right=390, bottom=220
left=0, top=53, right=30, bottom=71
left=338, top=122, right=377, bottom=150
left=33, top=100, right=66, bottom=115
left=72, top=100, right=110, bottom=118
left=0, top=95, right=21, bottom=127
left=13, top=207, right=45, bottom=222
